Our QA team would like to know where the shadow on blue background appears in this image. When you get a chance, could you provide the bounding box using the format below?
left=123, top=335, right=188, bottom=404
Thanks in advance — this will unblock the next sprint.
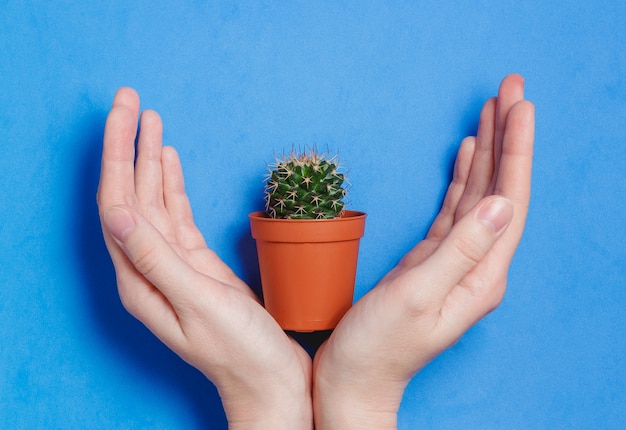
left=237, top=226, right=264, bottom=299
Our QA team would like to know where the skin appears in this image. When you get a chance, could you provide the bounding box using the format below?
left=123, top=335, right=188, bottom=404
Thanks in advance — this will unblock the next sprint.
left=97, top=92, right=313, bottom=428
left=313, top=74, right=534, bottom=428
left=97, top=74, right=534, bottom=429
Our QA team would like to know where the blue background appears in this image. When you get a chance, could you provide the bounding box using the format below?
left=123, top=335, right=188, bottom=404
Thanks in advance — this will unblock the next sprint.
left=1, top=2, right=625, bottom=428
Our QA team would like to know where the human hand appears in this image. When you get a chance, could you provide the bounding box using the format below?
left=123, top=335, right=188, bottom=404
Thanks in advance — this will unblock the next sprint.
left=313, top=74, right=535, bottom=429
left=97, top=88, right=312, bottom=429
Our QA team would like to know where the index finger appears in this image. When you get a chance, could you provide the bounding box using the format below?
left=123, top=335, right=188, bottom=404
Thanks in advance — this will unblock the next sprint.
left=97, top=87, right=141, bottom=210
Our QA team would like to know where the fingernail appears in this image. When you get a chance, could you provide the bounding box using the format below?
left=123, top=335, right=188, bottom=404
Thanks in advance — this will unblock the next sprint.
left=104, top=207, right=135, bottom=242
left=477, top=197, right=513, bottom=234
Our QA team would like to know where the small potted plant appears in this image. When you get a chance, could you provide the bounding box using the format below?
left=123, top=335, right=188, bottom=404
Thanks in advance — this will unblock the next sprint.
left=249, top=148, right=366, bottom=332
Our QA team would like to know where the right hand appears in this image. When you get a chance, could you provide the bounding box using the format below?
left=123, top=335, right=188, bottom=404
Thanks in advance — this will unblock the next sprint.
left=97, top=87, right=313, bottom=429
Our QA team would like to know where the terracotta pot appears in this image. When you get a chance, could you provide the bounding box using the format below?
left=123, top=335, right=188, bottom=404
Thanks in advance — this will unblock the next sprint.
left=249, top=210, right=367, bottom=331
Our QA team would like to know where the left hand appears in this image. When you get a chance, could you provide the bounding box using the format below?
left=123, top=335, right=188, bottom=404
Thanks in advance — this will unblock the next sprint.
left=313, top=74, right=535, bottom=429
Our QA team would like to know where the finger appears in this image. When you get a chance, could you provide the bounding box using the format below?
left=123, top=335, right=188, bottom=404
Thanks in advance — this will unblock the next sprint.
left=437, top=103, right=534, bottom=335
left=488, top=74, right=525, bottom=194
left=162, top=146, right=208, bottom=250
left=426, top=136, right=476, bottom=242
left=482, top=100, right=537, bottom=268
left=99, top=204, right=187, bottom=348
left=402, top=196, right=513, bottom=305
left=111, top=251, right=184, bottom=347
left=97, top=87, right=140, bottom=209
left=437, top=260, right=509, bottom=342
left=102, top=205, right=206, bottom=307
left=135, top=110, right=166, bottom=210
left=160, top=147, right=257, bottom=300
left=394, top=137, right=475, bottom=280
left=494, top=100, right=535, bottom=207
left=400, top=137, right=476, bottom=278
left=454, top=97, right=496, bottom=219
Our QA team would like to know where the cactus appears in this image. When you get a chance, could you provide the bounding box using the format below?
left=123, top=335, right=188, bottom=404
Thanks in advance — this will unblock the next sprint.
left=264, top=149, right=347, bottom=219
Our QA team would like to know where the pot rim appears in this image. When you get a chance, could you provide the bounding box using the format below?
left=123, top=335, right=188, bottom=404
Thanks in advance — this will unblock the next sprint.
left=249, top=210, right=367, bottom=242
left=248, top=210, right=366, bottom=222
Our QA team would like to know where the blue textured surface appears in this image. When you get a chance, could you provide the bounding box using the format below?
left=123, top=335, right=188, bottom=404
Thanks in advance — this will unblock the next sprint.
left=1, top=2, right=625, bottom=428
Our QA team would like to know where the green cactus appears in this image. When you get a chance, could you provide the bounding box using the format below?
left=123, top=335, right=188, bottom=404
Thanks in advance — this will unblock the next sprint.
left=264, top=149, right=347, bottom=219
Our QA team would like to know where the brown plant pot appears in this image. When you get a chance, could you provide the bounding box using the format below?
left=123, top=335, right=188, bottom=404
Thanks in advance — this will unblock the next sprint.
left=249, top=210, right=367, bottom=332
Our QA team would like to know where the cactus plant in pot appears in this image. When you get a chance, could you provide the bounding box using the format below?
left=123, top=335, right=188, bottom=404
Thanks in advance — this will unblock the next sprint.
left=249, top=149, right=366, bottom=332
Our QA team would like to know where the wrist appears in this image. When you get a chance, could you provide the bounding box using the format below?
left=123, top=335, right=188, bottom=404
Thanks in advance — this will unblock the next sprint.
left=218, top=374, right=312, bottom=430
left=313, top=370, right=404, bottom=430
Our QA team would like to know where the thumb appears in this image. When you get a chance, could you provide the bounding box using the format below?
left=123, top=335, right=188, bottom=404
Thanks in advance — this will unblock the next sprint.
left=408, top=196, right=513, bottom=303
left=102, top=205, right=195, bottom=299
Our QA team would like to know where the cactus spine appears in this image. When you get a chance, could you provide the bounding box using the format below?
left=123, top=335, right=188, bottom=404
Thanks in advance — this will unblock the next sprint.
left=265, top=149, right=347, bottom=219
